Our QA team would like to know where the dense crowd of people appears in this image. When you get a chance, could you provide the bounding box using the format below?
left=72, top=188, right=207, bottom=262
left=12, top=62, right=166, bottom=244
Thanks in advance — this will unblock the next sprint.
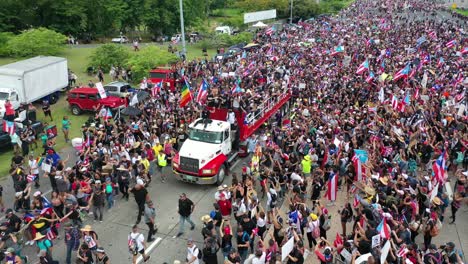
left=0, top=0, right=467, bottom=263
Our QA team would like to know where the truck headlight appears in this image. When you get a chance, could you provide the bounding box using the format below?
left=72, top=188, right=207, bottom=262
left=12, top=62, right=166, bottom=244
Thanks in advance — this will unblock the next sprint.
left=202, top=169, right=213, bottom=174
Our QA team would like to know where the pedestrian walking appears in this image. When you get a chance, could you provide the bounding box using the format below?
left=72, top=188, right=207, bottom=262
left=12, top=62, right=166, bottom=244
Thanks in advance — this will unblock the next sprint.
left=128, top=225, right=151, bottom=263
left=186, top=238, right=200, bottom=264
left=42, top=100, right=53, bottom=121
left=129, top=179, right=149, bottom=225
left=62, top=116, right=71, bottom=143
left=144, top=200, right=157, bottom=242
left=88, top=180, right=106, bottom=222
left=177, top=193, right=195, bottom=237
left=64, top=222, right=81, bottom=264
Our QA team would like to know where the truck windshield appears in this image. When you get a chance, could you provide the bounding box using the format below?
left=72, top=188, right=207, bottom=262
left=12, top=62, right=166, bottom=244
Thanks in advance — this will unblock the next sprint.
left=189, top=128, right=223, bottom=144
left=149, top=72, right=167, bottom=79
left=0, top=92, right=9, bottom=100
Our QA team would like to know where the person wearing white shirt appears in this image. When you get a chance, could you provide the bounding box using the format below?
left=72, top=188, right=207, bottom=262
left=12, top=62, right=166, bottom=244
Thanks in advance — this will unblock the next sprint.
left=186, top=239, right=200, bottom=264
left=128, top=225, right=150, bottom=264
left=290, top=172, right=303, bottom=183
left=215, top=185, right=231, bottom=201
left=252, top=249, right=266, bottom=264
left=28, top=154, right=40, bottom=188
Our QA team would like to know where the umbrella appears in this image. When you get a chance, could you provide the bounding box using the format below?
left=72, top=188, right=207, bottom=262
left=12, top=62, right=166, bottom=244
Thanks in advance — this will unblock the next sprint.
left=121, top=106, right=142, bottom=116
left=136, top=90, right=150, bottom=102
left=243, top=43, right=260, bottom=49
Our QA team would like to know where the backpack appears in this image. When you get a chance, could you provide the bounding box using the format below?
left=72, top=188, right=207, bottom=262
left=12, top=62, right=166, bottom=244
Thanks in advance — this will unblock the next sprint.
left=312, top=223, right=320, bottom=239
left=322, top=217, right=331, bottom=231
left=128, top=233, right=141, bottom=253
left=194, top=246, right=203, bottom=259
left=270, top=193, right=277, bottom=207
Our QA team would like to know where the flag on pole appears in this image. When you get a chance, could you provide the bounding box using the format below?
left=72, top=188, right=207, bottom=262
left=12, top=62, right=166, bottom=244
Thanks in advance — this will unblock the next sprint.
left=352, top=154, right=366, bottom=181
left=46, top=228, right=57, bottom=240
left=196, top=79, right=209, bottom=104
left=376, top=218, right=391, bottom=239
left=356, top=60, right=369, bottom=74
left=179, top=78, right=192, bottom=107
left=353, top=195, right=360, bottom=207
left=397, top=245, right=409, bottom=258
left=330, top=46, right=344, bottom=56
left=326, top=172, right=338, bottom=201
left=231, top=78, right=242, bottom=94
left=437, top=57, right=445, bottom=68
left=378, top=87, right=385, bottom=103
left=391, top=95, right=399, bottom=110
left=2, top=120, right=15, bottom=135
left=104, top=108, right=112, bottom=121
left=365, top=71, right=375, bottom=84
left=265, top=27, right=275, bottom=35
left=27, top=174, right=36, bottom=183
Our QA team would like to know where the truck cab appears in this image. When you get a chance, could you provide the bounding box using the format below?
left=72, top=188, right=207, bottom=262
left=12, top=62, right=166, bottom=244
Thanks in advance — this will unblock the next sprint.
left=173, top=118, right=233, bottom=185
left=147, top=68, right=178, bottom=92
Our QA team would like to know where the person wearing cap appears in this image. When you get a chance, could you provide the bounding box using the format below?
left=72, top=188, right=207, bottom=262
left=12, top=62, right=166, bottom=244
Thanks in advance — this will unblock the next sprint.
left=129, top=179, right=149, bottom=225
left=88, top=180, right=106, bottom=222
left=95, top=247, right=110, bottom=264
left=4, top=247, right=23, bottom=263
left=177, top=193, right=196, bottom=237
left=217, top=193, right=232, bottom=220
left=220, top=219, right=233, bottom=258
left=144, top=200, right=157, bottom=242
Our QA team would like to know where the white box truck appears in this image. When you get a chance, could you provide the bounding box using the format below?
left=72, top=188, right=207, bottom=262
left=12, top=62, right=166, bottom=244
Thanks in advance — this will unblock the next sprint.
left=0, top=56, right=68, bottom=118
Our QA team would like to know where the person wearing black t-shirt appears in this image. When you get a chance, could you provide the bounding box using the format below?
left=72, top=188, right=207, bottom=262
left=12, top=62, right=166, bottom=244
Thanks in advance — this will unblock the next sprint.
left=129, top=181, right=149, bottom=225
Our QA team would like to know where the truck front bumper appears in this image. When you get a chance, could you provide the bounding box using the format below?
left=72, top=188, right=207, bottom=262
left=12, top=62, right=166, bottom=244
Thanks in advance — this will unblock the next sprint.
left=173, top=170, right=217, bottom=185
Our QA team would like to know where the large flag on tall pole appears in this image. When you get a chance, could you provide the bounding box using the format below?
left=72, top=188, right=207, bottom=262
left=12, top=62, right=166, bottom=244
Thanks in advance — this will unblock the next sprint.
left=179, top=77, right=192, bottom=107
left=326, top=171, right=338, bottom=201
left=196, top=79, right=209, bottom=104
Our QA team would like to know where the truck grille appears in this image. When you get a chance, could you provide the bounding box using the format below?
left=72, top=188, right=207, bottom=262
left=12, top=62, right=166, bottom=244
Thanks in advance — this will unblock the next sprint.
left=180, top=157, right=199, bottom=174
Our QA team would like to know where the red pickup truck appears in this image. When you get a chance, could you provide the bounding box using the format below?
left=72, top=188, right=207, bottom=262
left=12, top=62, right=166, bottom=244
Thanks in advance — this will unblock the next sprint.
left=67, top=87, right=127, bottom=115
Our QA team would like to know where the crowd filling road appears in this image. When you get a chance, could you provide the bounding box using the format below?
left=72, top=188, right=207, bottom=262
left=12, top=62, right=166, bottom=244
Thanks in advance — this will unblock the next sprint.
left=1, top=0, right=468, bottom=263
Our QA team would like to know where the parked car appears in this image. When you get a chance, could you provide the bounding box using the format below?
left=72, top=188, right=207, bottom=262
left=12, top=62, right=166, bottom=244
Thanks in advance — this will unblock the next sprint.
left=104, top=81, right=137, bottom=98
left=0, top=120, right=43, bottom=151
left=67, top=87, right=127, bottom=115
left=111, top=36, right=128, bottom=43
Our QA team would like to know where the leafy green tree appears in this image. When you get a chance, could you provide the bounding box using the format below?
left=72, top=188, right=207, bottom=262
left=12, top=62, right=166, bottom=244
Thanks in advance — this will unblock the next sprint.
left=125, top=46, right=178, bottom=81
left=6, top=28, right=67, bottom=57
left=0, top=32, right=14, bottom=56
left=89, top=44, right=130, bottom=72
left=293, top=0, right=321, bottom=19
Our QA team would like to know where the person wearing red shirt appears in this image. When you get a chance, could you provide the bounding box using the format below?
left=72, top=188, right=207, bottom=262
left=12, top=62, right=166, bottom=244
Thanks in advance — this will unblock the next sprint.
left=217, top=194, right=232, bottom=219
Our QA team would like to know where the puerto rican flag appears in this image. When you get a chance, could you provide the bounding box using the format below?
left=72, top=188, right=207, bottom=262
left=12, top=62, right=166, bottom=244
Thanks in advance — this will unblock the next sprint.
left=356, top=59, right=369, bottom=74
left=326, top=172, right=338, bottom=201
left=151, top=80, right=163, bottom=97
left=352, top=154, right=366, bottom=181
left=432, top=150, right=447, bottom=184
left=445, top=39, right=456, bottom=49
left=428, top=31, right=437, bottom=40
left=393, top=64, right=410, bottom=81
left=376, top=218, right=391, bottom=239
left=330, top=46, right=344, bottom=56
left=461, top=47, right=468, bottom=55
left=365, top=71, right=375, bottom=84
left=454, top=73, right=464, bottom=86
left=265, top=27, right=274, bottom=35
left=46, top=228, right=57, bottom=240
left=397, top=245, right=409, bottom=258
left=196, top=79, right=209, bottom=104
left=353, top=195, right=360, bottom=207
left=2, top=120, right=15, bottom=135
left=104, top=108, right=112, bottom=121
left=391, top=95, right=399, bottom=110
left=27, top=174, right=37, bottom=183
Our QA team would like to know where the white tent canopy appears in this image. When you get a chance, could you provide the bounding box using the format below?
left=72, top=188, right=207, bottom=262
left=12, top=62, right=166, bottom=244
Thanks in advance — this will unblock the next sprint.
left=252, top=21, right=268, bottom=28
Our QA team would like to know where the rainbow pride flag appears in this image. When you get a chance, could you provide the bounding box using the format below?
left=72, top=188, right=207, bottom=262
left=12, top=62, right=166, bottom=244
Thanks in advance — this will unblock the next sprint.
left=179, top=78, right=192, bottom=107
left=36, top=156, right=45, bottom=167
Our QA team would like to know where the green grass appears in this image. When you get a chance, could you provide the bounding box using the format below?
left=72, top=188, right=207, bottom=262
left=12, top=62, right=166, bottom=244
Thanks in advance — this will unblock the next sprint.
left=211, top=8, right=243, bottom=18
left=454, top=8, right=468, bottom=16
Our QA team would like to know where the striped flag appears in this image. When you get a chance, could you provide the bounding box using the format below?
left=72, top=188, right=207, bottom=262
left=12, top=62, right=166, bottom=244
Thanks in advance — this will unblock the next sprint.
left=352, top=154, right=366, bottom=181
left=391, top=95, right=399, bottom=110
left=365, top=71, right=375, bottom=84
left=437, top=57, right=445, bottom=68
left=353, top=194, right=360, bottom=207
left=27, top=174, right=36, bottom=183
left=326, top=172, right=338, bottom=201
left=2, top=120, right=15, bottom=135
left=231, top=78, right=241, bottom=94
left=179, top=77, right=192, bottom=107
left=151, top=80, right=163, bottom=97
left=432, top=150, right=447, bottom=184
left=356, top=59, right=369, bottom=74
left=393, top=64, right=410, bottom=81
left=445, top=39, right=456, bottom=49
left=196, top=79, right=209, bottom=104
left=333, top=233, right=344, bottom=248
left=104, top=108, right=112, bottom=121
left=376, top=218, right=391, bottom=239
left=330, top=46, right=344, bottom=56
left=46, top=228, right=57, bottom=240
left=428, top=31, right=437, bottom=40
left=265, top=27, right=274, bottom=35
left=461, top=47, right=468, bottom=55
left=397, top=245, right=409, bottom=258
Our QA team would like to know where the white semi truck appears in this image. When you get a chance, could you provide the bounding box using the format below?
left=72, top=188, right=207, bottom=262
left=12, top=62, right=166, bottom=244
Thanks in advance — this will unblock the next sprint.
left=0, top=56, right=68, bottom=118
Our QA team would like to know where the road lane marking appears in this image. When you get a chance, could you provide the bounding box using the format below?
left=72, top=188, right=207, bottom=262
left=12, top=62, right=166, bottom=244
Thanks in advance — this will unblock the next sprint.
left=136, top=237, right=162, bottom=264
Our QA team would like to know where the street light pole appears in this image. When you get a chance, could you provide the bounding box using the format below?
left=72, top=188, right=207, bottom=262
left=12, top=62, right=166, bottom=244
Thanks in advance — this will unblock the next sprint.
left=290, top=0, right=293, bottom=24
left=179, top=0, right=187, bottom=58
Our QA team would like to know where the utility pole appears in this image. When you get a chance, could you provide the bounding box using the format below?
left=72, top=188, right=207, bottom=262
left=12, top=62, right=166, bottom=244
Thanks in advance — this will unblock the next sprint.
left=290, top=0, right=294, bottom=24
left=179, top=0, right=187, bottom=58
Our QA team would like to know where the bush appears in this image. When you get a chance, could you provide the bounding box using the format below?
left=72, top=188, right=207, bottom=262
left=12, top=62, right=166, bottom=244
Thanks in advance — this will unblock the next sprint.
left=125, top=46, right=178, bottom=82
left=88, top=44, right=130, bottom=72
left=0, top=32, right=14, bottom=56
left=6, top=28, right=67, bottom=57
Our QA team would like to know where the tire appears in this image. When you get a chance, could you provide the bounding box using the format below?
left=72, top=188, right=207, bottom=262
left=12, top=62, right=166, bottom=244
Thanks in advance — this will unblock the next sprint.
left=71, top=105, right=82, bottom=115
left=49, top=93, right=59, bottom=104
left=216, top=165, right=226, bottom=186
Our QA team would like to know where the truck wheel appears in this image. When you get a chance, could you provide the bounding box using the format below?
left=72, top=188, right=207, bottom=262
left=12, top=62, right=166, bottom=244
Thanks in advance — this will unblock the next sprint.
left=216, top=165, right=226, bottom=186
left=71, top=105, right=82, bottom=115
left=49, top=93, right=59, bottom=104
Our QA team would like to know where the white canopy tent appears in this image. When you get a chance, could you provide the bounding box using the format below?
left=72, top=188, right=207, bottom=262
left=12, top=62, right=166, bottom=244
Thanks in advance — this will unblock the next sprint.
left=252, top=21, right=268, bottom=28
